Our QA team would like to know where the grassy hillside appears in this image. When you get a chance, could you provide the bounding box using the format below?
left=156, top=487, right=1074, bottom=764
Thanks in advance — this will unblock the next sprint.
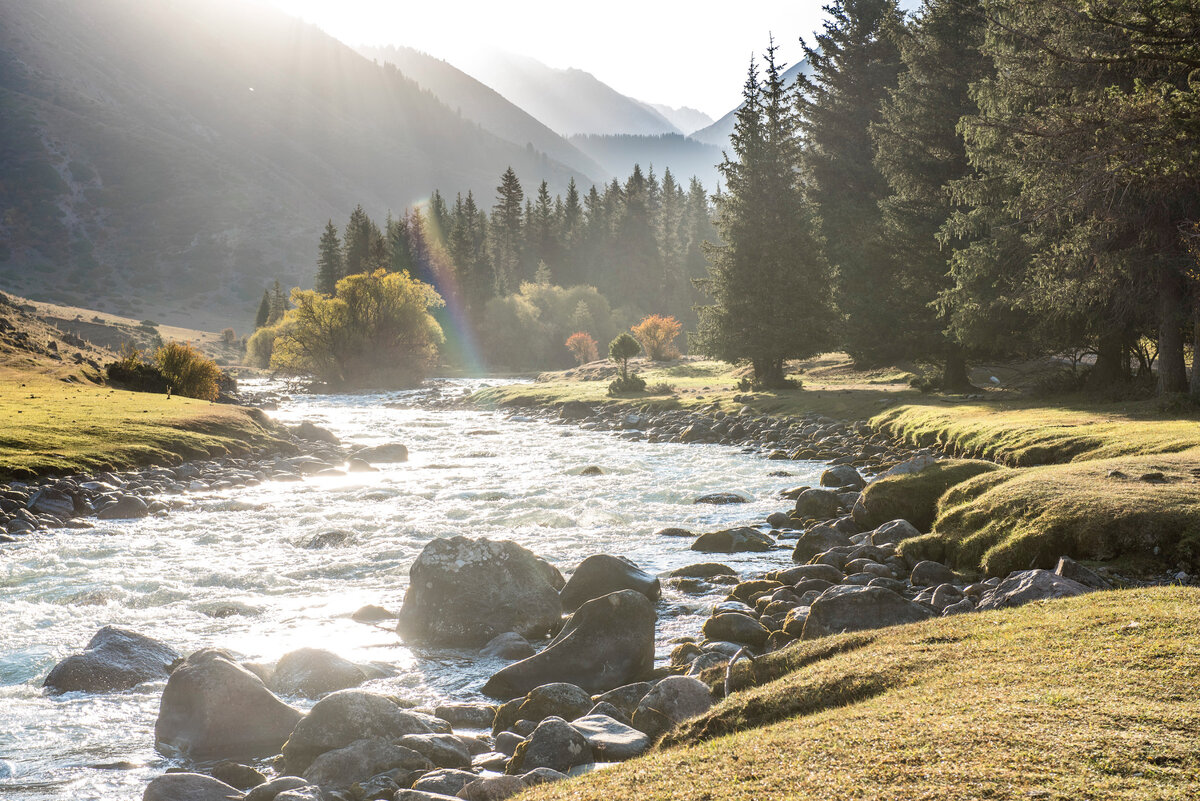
left=520, top=588, right=1200, bottom=800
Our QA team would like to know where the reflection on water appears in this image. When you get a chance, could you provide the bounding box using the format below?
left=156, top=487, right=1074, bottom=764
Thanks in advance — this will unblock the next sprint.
left=0, top=378, right=823, bottom=799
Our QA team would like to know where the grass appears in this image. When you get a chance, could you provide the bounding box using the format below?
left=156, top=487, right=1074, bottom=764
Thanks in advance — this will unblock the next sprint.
left=0, top=367, right=283, bottom=480
left=517, top=588, right=1200, bottom=800
left=856, top=459, right=1006, bottom=531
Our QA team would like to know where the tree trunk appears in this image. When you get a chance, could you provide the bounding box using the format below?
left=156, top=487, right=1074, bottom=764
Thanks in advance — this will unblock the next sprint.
left=1157, top=266, right=1188, bottom=394
left=1089, top=328, right=1127, bottom=388
left=1190, top=303, right=1200, bottom=397
left=941, top=343, right=973, bottom=393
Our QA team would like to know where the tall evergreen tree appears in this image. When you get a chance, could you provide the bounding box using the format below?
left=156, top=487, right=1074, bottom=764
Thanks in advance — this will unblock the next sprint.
left=315, top=219, right=344, bottom=296
left=797, top=0, right=905, bottom=364
left=254, top=290, right=272, bottom=330
left=693, top=46, right=834, bottom=385
left=491, top=167, right=525, bottom=294
left=342, top=205, right=374, bottom=278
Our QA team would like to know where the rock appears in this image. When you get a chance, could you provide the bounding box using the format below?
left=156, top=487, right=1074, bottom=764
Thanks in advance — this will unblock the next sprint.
left=142, top=772, right=242, bottom=801
left=630, top=676, right=713, bottom=740
left=591, top=682, right=654, bottom=719
left=494, top=731, right=524, bottom=756
left=396, top=734, right=472, bottom=769
left=397, top=536, right=563, bottom=647
left=270, top=648, right=367, bottom=698
left=457, top=775, right=528, bottom=801
left=820, top=465, right=865, bottom=490
left=244, top=776, right=311, bottom=801
left=569, top=714, right=650, bottom=761
left=481, top=632, right=536, bottom=660
left=976, top=569, right=1091, bottom=611
left=412, top=769, right=479, bottom=796
left=766, top=511, right=795, bottom=529
left=1054, top=556, right=1112, bottom=590
left=559, top=401, right=593, bottom=420
left=666, top=563, right=737, bottom=579
left=870, top=519, right=922, bottom=546
left=586, top=700, right=632, bottom=725
left=690, top=527, right=773, bottom=553
left=767, top=564, right=845, bottom=585
left=346, top=458, right=378, bottom=473
left=302, top=738, right=431, bottom=788
left=655, top=527, right=694, bottom=537
left=520, top=767, right=568, bottom=786
left=794, top=488, right=842, bottom=520
left=96, top=494, right=149, bottom=520
left=44, top=626, right=180, bottom=694
left=353, top=442, right=409, bottom=462
left=209, top=761, right=266, bottom=790
left=791, top=525, right=853, bottom=564
left=910, top=560, right=958, bottom=588
left=701, top=613, right=769, bottom=647
left=875, top=454, right=938, bottom=480
left=282, top=689, right=434, bottom=773
left=435, top=703, right=496, bottom=729
left=395, top=791, right=464, bottom=801
left=483, top=590, right=655, bottom=698
left=802, top=586, right=935, bottom=640
left=154, top=650, right=301, bottom=761
left=273, top=789, right=323, bottom=801
left=517, top=683, right=594, bottom=723
left=942, top=597, right=975, bottom=615
left=352, top=605, right=395, bottom=623
left=28, top=487, right=75, bottom=518
left=560, top=554, right=661, bottom=610
left=506, top=716, right=592, bottom=774
left=292, top=421, right=340, bottom=444
left=693, top=493, right=748, bottom=505
left=579, top=466, right=604, bottom=476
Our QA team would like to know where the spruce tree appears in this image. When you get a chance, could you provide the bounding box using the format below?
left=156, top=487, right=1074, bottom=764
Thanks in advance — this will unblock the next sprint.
left=693, top=46, right=834, bottom=386
left=796, top=0, right=905, bottom=365
left=254, top=290, right=272, bottom=330
left=342, top=205, right=373, bottom=278
left=491, top=167, right=525, bottom=294
left=315, top=219, right=344, bottom=295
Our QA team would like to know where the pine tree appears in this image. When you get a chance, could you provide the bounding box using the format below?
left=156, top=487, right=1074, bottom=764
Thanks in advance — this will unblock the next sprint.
left=491, top=167, right=525, bottom=294
left=693, top=46, right=834, bottom=386
left=797, top=0, right=905, bottom=364
left=315, top=219, right=344, bottom=295
left=254, top=290, right=272, bottom=330
left=342, top=205, right=373, bottom=278
left=268, top=280, right=288, bottom=324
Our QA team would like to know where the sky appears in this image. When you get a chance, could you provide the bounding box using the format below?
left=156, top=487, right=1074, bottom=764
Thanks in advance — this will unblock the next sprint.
left=264, top=0, right=840, bottom=118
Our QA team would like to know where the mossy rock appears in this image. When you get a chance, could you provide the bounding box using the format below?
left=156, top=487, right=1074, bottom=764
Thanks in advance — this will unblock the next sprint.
left=857, top=459, right=1006, bottom=532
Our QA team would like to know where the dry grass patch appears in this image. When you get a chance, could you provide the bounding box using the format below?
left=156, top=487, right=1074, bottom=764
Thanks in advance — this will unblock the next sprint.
left=518, top=588, right=1200, bottom=801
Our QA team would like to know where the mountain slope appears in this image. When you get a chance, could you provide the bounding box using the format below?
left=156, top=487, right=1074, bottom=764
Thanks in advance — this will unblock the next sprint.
left=691, top=58, right=813, bottom=146
left=646, top=103, right=714, bottom=136
left=451, top=50, right=682, bottom=137
left=569, top=134, right=723, bottom=190
left=0, top=0, right=586, bottom=330
left=358, top=44, right=604, bottom=181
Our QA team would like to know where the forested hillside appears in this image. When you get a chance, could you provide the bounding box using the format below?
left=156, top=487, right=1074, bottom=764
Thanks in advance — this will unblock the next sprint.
left=0, top=0, right=585, bottom=329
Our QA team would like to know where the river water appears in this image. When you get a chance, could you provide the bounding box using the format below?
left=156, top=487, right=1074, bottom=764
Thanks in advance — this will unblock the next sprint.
left=0, top=379, right=824, bottom=800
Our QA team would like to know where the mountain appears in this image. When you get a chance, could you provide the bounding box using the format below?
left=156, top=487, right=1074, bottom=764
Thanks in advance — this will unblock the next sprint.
left=569, top=135, right=724, bottom=191
left=691, top=58, right=814, bottom=146
left=450, top=50, right=682, bottom=137
left=646, top=104, right=715, bottom=136
left=357, top=45, right=604, bottom=181
left=0, top=0, right=587, bottom=330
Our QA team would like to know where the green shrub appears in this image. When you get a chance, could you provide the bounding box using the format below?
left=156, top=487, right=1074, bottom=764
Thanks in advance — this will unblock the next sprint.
left=155, top=341, right=222, bottom=401
left=607, top=373, right=647, bottom=395
left=104, top=346, right=167, bottom=393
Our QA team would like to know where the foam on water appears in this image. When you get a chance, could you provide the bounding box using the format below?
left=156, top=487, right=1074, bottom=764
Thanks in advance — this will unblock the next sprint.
left=0, top=378, right=824, bottom=799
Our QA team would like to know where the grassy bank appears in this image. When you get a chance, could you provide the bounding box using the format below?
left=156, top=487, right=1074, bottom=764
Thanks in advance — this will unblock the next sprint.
left=520, top=587, right=1200, bottom=800
left=0, top=368, right=283, bottom=481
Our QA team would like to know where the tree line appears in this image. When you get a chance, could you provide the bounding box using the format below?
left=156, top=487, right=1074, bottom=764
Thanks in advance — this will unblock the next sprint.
left=698, top=0, right=1199, bottom=393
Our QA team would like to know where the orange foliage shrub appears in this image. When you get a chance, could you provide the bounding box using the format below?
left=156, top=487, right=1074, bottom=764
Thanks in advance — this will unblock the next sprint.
left=631, top=314, right=682, bottom=361
left=565, top=331, right=599, bottom=365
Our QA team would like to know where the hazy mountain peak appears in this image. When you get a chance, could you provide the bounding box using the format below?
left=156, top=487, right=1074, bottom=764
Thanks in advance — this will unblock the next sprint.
left=645, top=104, right=715, bottom=136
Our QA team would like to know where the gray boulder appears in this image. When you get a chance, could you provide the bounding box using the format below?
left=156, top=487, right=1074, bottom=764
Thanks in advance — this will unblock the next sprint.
left=560, top=554, right=660, bottom=610
left=1054, top=556, right=1112, bottom=590
left=870, top=519, right=922, bottom=546
left=243, top=777, right=310, bottom=801
left=976, top=569, right=1091, bottom=611
left=591, top=682, right=654, bottom=719
left=693, top=492, right=748, bottom=505
left=767, top=563, right=845, bottom=585
left=910, top=560, right=958, bottom=588
left=302, top=738, right=430, bottom=788
left=97, top=494, right=149, bottom=520
left=435, top=703, right=496, bottom=729
left=45, top=626, right=180, bottom=694
left=397, top=536, right=562, bottom=647
left=569, top=714, right=650, bottom=761
left=351, top=442, right=408, bottom=462
left=875, top=454, right=938, bottom=480
left=794, top=489, right=842, bottom=520
left=154, top=650, right=301, bottom=761
left=282, top=689, right=434, bottom=773
left=821, top=465, right=865, bottom=490
left=481, top=632, right=535, bottom=660
left=506, top=716, right=592, bottom=774
left=457, top=775, right=528, bottom=801
left=802, top=585, right=935, bottom=640
left=269, top=648, right=367, bottom=698
left=630, top=676, right=713, bottom=740
left=411, top=768, right=479, bottom=796
left=690, top=527, right=773, bottom=553
left=483, top=590, right=655, bottom=698
left=791, top=525, right=853, bottom=564
left=519, top=767, right=568, bottom=786
left=396, top=734, right=472, bottom=769
left=516, top=683, right=594, bottom=723
left=142, top=773, right=241, bottom=801
left=701, top=613, right=769, bottom=648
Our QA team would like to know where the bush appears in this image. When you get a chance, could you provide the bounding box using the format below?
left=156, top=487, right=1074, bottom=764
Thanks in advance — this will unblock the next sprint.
left=647, top=382, right=677, bottom=395
left=245, top=324, right=279, bottom=368
left=608, top=373, right=647, bottom=395
left=631, top=314, right=682, bottom=361
left=105, top=346, right=167, bottom=393
left=565, top=331, right=599, bottom=365
left=609, top=332, right=642, bottom=381
left=220, top=327, right=237, bottom=345
left=156, top=341, right=222, bottom=401
left=481, top=282, right=624, bottom=371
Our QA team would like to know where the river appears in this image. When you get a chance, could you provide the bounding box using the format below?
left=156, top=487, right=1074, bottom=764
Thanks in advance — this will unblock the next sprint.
left=0, top=378, right=824, bottom=800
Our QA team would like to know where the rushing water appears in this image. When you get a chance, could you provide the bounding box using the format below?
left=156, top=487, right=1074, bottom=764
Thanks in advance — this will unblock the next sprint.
left=0, top=378, right=825, bottom=800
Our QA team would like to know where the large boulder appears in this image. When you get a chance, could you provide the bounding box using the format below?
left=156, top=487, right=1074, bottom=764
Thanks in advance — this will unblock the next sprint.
left=568, top=714, right=650, bottom=761
left=45, top=626, right=180, bottom=694
left=397, top=536, right=563, bottom=647
left=96, top=494, right=149, bottom=520
left=791, top=525, right=853, bottom=564
left=142, top=772, right=241, bottom=801
left=870, top=519, right=922, bottom=546
left=506, top=716, right=592, bottom=774
left=701, top=613, right=769, bottom=648
left=559, top=554, right=661, bottom=610
left=794, top=489, right=842, bottom=520
left=690, top=527, right=773, bottom=553
left=976, top=569, right=1091, bottom=611
left=282, top=689, right=434, bottom=773
left=630, top=676, right=713, bottom=740
left=269, top=648, right=367, bottom=698
left=411, top=768, right=478, bottom=796
left=396, top=734, right=472, bottom=769
left=910, top=560, right=958, bottom=588
left=1053, top=556, right=1112, bottom=590
left=802, top=586, right=935, bottom=640
left=820, top=465, right=865, bottom=490
left=352, top=443, right=408, bottom=463
left=516, top=683, right=594, bottom=723
left=458, top=775, right=529, bottom=801
left=302, top=738, right=431, bottom=789
left=482, top=590, right=655, bottom=699
left=154, top=650, right=302, bottom=761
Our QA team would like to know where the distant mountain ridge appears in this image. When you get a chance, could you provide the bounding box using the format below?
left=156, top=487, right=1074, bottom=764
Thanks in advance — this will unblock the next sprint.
left=0, top=0, right=587, bottom=329
left=691, top=58, right=814, bottom=146
left=646, top=104, right=715, bottom=135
